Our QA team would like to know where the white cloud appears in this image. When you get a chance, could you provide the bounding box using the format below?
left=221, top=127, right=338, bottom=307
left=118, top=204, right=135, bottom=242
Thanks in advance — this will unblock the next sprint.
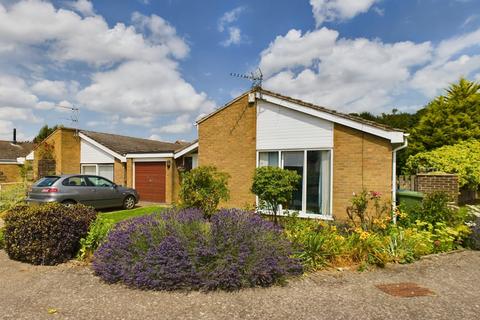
left=77, top=60, right=215, bottom=116
left=132, top=12, right=189, bottom=59
left=0, top=0, right=215, bottom=135
left=218, top=7, right=246, bottom=47
left=66, top=0, right=95, bottom=17
left=260, top=26, right=433, bottom=113
left=221, top=27, right=242, bottom=47
left=0, top=106, right=40, bottom=123
left=259, top=28, right=338, bottom=77
left=0, top=1, right=177, bottom=66
left=310, top=0, right=379, bottom=27
left=152, top=114, right=193, bottom=134
left=31, top=80, right=67, bottom=99
left=148, top=134, right=162, bottom=141
left=218, top=6, right=245, bottom=32
left=0, top=119, right=14, bottom=139
left=260, top=23, right=480, bottom=114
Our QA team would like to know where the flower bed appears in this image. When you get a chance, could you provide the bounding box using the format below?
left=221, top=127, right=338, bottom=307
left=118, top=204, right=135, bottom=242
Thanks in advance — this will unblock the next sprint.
left=93, top=208, right=302, bottom=291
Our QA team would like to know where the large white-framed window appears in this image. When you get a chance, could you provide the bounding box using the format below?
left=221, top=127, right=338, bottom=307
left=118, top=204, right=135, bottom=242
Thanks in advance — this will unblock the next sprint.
left=257, top=149, right=333, bottom=219
left=81, top=164, right=114, bottom=182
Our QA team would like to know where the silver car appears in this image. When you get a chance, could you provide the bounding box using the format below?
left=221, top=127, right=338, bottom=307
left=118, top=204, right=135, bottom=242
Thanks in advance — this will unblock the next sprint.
left=26, top=174, right=139, bottom=210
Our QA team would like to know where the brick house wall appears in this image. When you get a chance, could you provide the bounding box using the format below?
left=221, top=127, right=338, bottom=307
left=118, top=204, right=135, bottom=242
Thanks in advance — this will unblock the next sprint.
left=113, top=159, right=126, bottom=186
left=0, top=164, right=22, bottom=183
left=333, top=124, right=393, bottom=220
left=33, top=128, right=80, bottom=179
left=198, top=94, right=257, bottom=209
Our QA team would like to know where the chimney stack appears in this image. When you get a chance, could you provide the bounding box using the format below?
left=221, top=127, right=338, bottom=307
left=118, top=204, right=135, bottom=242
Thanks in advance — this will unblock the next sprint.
left=13, top=128, right=17, bottom=144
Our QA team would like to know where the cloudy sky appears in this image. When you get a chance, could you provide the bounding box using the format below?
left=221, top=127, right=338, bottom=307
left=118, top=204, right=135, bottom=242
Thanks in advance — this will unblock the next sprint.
left=1, top=0, right=480, bottom=142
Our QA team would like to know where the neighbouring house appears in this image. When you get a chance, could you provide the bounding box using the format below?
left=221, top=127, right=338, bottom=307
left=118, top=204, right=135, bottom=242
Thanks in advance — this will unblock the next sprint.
left=30, top=127, right=198, bottom=203
left=0, top=129, right=34, bottom=183
left=193, top=88, right=407, bottom=220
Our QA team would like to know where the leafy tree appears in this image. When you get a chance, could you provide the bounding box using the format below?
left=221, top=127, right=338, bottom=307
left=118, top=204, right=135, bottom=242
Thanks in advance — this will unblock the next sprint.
left=251, top=166, right=301, bottom=224
left=405, top=140, right=480, bottom=189
left=179, top=166, right=230, bottom=217
left=33, top=125, right=61, bottom=143
left=408, top=78, right=480, bottom=154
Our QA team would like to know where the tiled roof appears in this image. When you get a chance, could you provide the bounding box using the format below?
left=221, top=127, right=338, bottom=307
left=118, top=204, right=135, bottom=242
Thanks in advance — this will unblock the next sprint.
left=0, top=141, right=34, bottom=161
left=80, top=130, right=190, bottom=155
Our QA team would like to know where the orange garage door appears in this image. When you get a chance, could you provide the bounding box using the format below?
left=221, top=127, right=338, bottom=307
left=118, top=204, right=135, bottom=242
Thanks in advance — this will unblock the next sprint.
left=134, top=162, right=166, bottom=202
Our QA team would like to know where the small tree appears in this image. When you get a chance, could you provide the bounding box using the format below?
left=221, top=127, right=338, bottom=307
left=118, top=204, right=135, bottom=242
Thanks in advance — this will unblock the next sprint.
left=179, top=166, right=230, bottom=217
left=251, top=166, right=301, bottom=224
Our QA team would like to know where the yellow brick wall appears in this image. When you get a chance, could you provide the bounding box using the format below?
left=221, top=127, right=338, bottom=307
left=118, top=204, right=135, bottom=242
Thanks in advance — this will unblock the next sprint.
left=198, top=95, right=257, bottom=209
left=113, top=159, right=126, bottom=186
left=59, top=129, right=80, bottom=174
left=33, top=128, right=81, bottom=179
left=165, top=159, right=173, bottom=204
left=0, top=164, right=22, bottom=183
left=126, top=159, right=133, bottom=188
left=333, top=124, right=392, bottom=220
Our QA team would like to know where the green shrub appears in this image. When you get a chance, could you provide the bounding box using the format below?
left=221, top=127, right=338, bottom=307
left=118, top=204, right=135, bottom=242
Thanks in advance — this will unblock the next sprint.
left=179, top=166, right=230, bottom=217
left=405, top=140, right=480, bottom=189
left=4, top=203, right=96, bottom=265
left=399, top=192, right=467, bottom=227
left=78, top=218, right=114, bottom=261
left=251, top=166, right=301, bottom=224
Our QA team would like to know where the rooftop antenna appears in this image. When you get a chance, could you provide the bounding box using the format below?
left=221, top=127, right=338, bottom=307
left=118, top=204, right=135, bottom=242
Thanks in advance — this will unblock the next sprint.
left=57, top=104, right=80, bottom=137
left=230, top=68, right=263, bottom=88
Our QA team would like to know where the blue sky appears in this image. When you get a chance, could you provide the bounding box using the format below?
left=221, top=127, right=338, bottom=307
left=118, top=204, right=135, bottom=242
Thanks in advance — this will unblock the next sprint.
left=1, top=0, right=480, bottom=142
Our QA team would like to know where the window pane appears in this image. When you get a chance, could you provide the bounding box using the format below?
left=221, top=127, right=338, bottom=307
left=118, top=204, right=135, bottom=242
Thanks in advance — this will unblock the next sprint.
left=259, top=152, right=279, bottom=167
left=306, top=150, right=331, bottom=215
left=62, top=176, right=89, bottom=187
left=98, top=165, right=114, bottom=181
left=88, top=176, right=113, bottom=187
left=82, top=165, right=96, bottom=175
left=283, top=151, right=303, bottom=211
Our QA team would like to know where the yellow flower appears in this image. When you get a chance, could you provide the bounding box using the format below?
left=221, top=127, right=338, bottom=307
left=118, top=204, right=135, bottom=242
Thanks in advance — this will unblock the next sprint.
left=360, top=231, right=370, bottom=240
left=330, top=225, right=337, bottom=232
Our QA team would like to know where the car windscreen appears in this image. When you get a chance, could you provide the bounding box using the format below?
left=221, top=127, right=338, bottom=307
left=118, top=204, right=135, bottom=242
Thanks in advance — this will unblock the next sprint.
left=35, top=176, right=60, bottom=187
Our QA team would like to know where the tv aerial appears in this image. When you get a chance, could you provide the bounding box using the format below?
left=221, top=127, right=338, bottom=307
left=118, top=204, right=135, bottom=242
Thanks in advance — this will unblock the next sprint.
left=57, top=104, right=80, bottom=136
left=230, top=68, right=263, bottom=88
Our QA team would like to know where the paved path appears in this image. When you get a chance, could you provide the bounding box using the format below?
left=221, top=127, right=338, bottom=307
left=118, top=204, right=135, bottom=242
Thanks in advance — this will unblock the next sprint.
left=0, top=250, right=479, bottom=320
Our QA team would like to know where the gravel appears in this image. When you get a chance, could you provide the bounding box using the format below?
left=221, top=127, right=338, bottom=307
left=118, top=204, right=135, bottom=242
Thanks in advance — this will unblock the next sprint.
left=1, top=250, right=479, bottom=320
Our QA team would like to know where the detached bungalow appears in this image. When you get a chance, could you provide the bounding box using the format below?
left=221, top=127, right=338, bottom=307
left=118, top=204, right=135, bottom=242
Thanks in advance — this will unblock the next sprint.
left=193, top=88, right=407, bottom=220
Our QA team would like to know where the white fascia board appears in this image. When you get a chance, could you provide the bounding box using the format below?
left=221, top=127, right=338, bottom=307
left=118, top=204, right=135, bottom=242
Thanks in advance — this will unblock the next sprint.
left=126, top=153, right=174, bottom=158
left=25, top=151, right=34, bottom=161
left=79, top=133, right=127, bottom=162
left=259, top=93, right=405, bottom=144
left=16, top=157, right=25, bottom=164
left=174, top=142, right=198, bottom=159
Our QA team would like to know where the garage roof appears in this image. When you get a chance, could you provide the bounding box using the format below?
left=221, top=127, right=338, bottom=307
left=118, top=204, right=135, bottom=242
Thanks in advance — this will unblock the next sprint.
left=80, top=130, right=189, bottom=155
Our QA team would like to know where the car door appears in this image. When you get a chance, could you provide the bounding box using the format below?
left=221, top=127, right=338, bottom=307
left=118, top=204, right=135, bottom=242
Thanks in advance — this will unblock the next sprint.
left=86, top=175, right=124, bottom=208
left=61, top=176, right=95, bottom=206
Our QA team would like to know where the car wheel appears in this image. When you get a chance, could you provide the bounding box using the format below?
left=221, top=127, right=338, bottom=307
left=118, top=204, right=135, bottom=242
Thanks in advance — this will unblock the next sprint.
left=123, top=196, right=136, bottom=210
left=62, top=200, right=76, bottom=207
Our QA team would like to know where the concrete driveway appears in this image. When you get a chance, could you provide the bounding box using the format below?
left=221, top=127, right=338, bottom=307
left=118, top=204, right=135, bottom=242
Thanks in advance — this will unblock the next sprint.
left=0, top=250, right=479, bottom=320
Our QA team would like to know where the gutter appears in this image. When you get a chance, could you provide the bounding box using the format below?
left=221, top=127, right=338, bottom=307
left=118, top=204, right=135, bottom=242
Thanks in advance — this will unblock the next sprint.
left=391, top=133, right=409, bottom=223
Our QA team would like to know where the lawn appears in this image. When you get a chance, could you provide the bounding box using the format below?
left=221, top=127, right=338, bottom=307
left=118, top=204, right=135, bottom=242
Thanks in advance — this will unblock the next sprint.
left=98, top=205, right=166, bottom=224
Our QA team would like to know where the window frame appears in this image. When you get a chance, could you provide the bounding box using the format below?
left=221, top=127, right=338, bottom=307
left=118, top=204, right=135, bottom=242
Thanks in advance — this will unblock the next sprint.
left=256, top=148, right=333, bottom=220
left=81, top=163, right=114, bottom=181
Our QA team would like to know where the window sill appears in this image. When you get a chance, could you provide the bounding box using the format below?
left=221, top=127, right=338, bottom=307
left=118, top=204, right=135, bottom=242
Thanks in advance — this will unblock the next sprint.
left=258, top=210, right=334, bottom=220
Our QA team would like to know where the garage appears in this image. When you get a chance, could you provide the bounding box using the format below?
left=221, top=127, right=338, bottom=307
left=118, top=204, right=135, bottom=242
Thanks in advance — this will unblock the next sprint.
left=134, top=162, right=166, bottom=202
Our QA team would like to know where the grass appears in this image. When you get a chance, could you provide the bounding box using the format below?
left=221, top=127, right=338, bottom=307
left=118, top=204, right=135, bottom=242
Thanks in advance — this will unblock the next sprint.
left=98, top=205, right=166, bottom=224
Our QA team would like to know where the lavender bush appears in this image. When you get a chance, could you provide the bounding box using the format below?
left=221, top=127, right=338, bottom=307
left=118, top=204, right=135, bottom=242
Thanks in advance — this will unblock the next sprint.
left=92, top=208, right=302, bottom=291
